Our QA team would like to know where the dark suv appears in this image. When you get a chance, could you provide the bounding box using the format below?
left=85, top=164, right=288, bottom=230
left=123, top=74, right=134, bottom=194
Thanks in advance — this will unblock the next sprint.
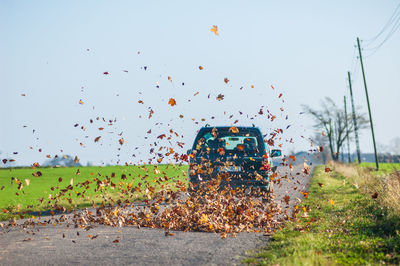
left=187, top=126, right=281, bottom=193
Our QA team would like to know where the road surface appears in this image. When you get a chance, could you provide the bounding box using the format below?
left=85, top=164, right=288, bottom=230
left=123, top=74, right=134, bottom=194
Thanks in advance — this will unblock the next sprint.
left=0, top=165, right=312, bottom=265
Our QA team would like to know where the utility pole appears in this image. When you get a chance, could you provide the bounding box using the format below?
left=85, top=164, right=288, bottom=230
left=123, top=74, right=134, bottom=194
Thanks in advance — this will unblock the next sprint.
left=357, top=37, right=379, bottom=170
left=348, top=71, right=361, bottom=163
left=344, top=96, right=351, bottom=163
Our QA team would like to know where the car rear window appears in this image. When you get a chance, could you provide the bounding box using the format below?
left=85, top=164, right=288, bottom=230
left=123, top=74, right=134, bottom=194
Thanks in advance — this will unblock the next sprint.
left=193, top=127, right=264, bottom=156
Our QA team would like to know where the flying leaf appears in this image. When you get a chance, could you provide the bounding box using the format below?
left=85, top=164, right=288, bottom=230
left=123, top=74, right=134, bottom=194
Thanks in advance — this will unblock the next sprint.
left=94, top=136, right=101, bottom=142
left=229, top=127, right=239, bottom=133
left=224, top=77, right=229, bottom=84
left=210, top=25, right=219, bottom=35
left=168, top=98, right=177, bottom=106
left=216, top=94, right=224, bottom=101
left=157, top=134, right=166, bottom=139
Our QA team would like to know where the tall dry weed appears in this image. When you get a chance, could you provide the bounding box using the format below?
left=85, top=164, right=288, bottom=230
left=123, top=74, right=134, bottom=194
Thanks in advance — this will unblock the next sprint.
left=381, top=171, right=400, bottom=215
left=333, top=162, right=400, bottom=216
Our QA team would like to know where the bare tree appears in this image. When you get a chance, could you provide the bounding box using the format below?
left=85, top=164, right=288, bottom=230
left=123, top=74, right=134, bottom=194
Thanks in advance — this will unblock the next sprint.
left=312, top=132, right=331, bottom=164
left=389, top=137, right=400, bottom=155
left=303, top=97, right=369, bottom=161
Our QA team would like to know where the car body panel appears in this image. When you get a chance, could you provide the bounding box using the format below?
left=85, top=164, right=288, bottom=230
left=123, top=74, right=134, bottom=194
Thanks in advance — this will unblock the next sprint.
left=188, top=126, right=276, bottom=192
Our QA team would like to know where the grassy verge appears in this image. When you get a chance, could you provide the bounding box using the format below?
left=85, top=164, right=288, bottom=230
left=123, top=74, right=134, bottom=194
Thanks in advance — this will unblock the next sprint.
left=245, top=164, right=400, bottom=265
left=0, top=164, right=188, bottom=221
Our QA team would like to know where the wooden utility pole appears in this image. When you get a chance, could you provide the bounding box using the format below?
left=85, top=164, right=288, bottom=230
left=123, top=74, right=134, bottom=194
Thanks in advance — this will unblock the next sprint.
left=344, top=96, right=351, bottom=163
left=348, top=72, right=361, bottom=163
left=357, top=37, right=379, bottom=170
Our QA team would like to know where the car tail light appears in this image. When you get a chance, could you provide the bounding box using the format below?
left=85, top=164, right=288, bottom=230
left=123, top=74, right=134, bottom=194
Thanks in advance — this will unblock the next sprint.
left=263, top=162, right=271, bottom=171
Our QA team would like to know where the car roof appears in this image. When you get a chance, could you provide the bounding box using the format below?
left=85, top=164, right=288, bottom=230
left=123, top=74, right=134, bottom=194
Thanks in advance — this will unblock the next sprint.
left=199, top=126, right=262, bottom=131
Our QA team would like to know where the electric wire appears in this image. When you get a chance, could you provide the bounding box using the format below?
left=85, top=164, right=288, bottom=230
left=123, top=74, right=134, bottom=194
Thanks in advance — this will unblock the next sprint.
left=363, top=2, right=400, bottom=46
left=361, top=3, right=400, bottom=57
left=363, top=16, right=400, bottom=57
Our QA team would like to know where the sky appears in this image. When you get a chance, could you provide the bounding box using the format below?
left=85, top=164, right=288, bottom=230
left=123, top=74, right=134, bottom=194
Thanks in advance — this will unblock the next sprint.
left=1, top=0, right=399, bottom=166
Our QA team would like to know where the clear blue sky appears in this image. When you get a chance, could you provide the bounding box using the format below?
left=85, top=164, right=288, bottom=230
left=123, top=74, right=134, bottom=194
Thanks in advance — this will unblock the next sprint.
left=1, top=0, right=399, bottom=166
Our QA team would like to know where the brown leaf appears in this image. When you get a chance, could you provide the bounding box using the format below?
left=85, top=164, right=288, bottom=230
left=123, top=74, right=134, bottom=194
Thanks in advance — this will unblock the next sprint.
left=325, top=167, right=331, bottom=173
left=283, top=195, right=290, bottom=204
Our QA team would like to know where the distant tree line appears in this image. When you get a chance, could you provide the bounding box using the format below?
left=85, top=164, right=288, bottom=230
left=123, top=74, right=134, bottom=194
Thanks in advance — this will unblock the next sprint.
left=43, top=155, right=82, bottom=167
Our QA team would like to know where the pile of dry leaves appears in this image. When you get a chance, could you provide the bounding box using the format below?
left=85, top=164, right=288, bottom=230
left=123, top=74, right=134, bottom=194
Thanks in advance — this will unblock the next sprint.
left=72, top=177, right=281, bottom=238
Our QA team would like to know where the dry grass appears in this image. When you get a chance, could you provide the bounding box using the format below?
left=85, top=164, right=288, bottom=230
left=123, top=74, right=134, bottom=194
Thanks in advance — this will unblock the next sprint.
left=381, top=171, right=400, bottom=214
left=333, top=162, right=400, bottom=216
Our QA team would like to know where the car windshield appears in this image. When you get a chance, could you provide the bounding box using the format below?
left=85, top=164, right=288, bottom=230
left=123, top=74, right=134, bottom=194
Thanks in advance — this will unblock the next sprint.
left=194, top=128, right=264, bottom=156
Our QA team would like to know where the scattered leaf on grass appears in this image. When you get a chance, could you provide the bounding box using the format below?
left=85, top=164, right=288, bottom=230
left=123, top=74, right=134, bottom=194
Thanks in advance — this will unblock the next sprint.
left=325, top=167, right=331, bottom=172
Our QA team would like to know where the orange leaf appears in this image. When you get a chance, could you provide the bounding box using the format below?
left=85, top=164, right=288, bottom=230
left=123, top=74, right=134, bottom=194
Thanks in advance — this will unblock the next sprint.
left=168, top=98, right=177, bottom=106
left=210, top=25, right=219, bottom=35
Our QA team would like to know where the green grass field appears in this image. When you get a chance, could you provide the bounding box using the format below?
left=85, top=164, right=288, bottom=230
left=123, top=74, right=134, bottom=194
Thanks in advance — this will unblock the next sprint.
left=0, top=164, right=188, bottom=221
left=360, top=162, right=400, bottom=175
left=245, top=165, right=400, bottom=265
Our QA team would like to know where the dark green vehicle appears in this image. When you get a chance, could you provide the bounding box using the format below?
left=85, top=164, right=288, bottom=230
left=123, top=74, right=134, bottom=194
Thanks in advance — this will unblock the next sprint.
left=187, top=126, right=281, bottom=194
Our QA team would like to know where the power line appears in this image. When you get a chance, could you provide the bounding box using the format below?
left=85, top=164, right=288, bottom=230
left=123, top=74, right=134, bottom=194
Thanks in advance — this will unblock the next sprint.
left=364, top=16, right=400, bottom=56
left=363, top=2, right=400, bottom=46
left=361, top=3, right=400, bottom=56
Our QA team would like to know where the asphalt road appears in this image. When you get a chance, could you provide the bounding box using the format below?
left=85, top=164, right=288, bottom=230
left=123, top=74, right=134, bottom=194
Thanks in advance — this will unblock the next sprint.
left=0, top=164, right=312, bottom=266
